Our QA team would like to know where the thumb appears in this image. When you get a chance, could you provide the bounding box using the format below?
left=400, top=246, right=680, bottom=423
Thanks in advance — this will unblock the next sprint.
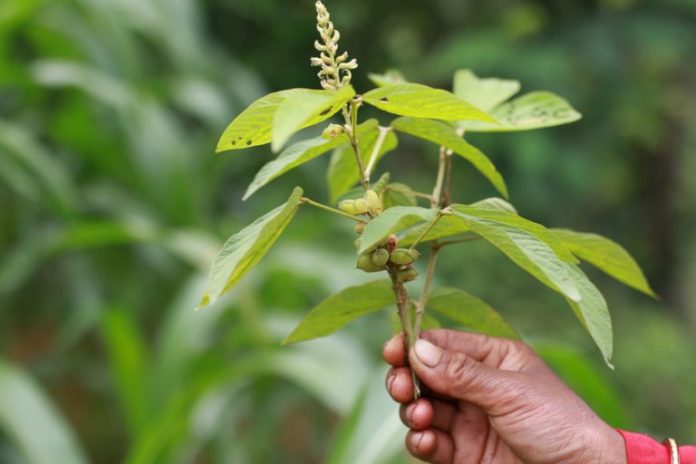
left=410, top=338, right=522, bottom=412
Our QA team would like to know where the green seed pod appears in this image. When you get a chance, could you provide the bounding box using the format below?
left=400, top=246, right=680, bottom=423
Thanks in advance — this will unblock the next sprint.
left=357, top=253, right=384, bottom=272
left=338, top=199, right=358, bottom=215
left=390, top=248, right=416, bottom=265
left=353, top=222, right=366, bottom=235
left=396, top=268, right=418, bottom=283
left=365, top=189, right=381, bottom=212
left=371, top=248, right=390, bottom=267
left=354, top=198, right=369, bottom=214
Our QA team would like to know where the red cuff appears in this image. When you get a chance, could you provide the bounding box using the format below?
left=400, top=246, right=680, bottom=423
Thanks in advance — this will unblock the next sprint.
left=619, top=429, right=696, bottom=464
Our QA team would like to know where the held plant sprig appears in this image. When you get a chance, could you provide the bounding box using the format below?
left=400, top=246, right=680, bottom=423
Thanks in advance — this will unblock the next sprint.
left=200, top=1, right=656, bottom=393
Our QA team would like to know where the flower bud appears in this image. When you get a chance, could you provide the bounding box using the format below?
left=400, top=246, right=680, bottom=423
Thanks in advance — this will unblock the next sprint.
left=365, top=189, right=381, bottom=213
left=371, top=248, right=390, bottom=267
left=354, top=198, right=369, bottom=215
left=338, top=199, right=358, bottom=215
left=386, top=234, right=398, bottom=251
left=354, top=222, right=366, bottom=235
left=322, top=123, right=344, bottom=139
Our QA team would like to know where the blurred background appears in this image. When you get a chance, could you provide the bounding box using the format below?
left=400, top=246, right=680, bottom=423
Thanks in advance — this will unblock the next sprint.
left=1, top=0, right=695, bottom=462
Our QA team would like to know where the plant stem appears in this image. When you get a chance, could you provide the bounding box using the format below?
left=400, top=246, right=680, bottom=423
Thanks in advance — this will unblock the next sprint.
left=342, top=101, right=369, bottom=190
left=430, top=146, right=448, bottom=207
left=408, top=212, right=442, bottom=250
left=365, top=126, right=390, bottom=177
left=300, top=197, right=364, bottom=222
left=388, top=267, right=421, bottom=398
left=413, top=245, right=441, bottom=341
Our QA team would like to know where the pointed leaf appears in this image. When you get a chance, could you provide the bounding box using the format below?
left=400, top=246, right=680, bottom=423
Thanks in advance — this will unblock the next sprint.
left=398, top=215, right=471, bottom=246
left=382, top=183, right=417, bottom=209
left=327, top=124, right=398, bottom=203
left=427, top=287, right=520, bottom=339
left=553, top=229, right=656, bottom=297
left=392, top=117, right=508, bottom=198
left=244, top=132, right=350, bottom=200
left=363, top=83, right=496, bottom=122
left=284, top=280, right=395, bottom=344
left=464, top=91, right=581, bottom=132
left=199, top=187, right=303, bottom=308
left=451, top=209, right=581, bottom=302
left=452, top=69, right=520, bottom=112
left=272, top=85, right=355, bottom=151
left=471, top=197, right=518, bottom=214
left=452, top=205, right=577, bottom=263
left=359, top=207, right=438, bottom=254
left=367, top=70, right=407, bottom=87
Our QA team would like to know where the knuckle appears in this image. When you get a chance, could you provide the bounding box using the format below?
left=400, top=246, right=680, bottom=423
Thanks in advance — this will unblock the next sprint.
left=443, top=353, right=478, bottom=389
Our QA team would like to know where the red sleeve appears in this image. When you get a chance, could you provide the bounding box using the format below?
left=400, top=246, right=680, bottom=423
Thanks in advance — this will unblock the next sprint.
left=619, top=430, right=696, bottom=464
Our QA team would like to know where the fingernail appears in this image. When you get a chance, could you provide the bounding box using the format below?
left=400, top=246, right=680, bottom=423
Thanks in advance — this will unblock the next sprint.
left=414, top=339, right=442, bottom=367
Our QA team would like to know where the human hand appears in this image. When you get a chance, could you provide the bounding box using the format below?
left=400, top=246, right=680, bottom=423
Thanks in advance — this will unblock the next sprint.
left=383, top=330, right=627, bottom=464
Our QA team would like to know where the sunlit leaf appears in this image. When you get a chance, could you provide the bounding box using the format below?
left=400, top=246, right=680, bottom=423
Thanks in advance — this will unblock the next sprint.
left=283, top=280, right=395, bottom=344
left=553, top=229, right=656, bottom=297
left=359, top=207, right=438, bottom=254
left=382, top=183, right=417, bottom=209
left=272, top=85, right=355, bottom=152
left=199, top=187, right=303, bottom=308
left=451, top=208, right=581, bottom=302
left=392, top=117, right=508, bottom=198
left=398, top=214, right=471, bottom=246
left=0, top=361, right=88, bottom=464
left=216, top=87, right=352, bottom=153
left=452, top=69, right=520, bottom=112
left=367, top=69, right=407, bottom=87
left=327, top=125, right=398, bottom=203
left=471, top=197, right=518, bottom=214
left=363, top=83, right=496, bottom=122
left=427, top=287, right=520, bottom=339
left=464, top=91, right=581, bottom=132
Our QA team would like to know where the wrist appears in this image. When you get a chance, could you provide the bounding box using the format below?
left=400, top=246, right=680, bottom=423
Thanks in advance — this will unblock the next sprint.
left=593, top=426, right=628, bottom=464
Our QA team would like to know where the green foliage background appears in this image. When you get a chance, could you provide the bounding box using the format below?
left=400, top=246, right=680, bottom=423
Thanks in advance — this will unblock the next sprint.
left=1, top=0, right=695, bottom=462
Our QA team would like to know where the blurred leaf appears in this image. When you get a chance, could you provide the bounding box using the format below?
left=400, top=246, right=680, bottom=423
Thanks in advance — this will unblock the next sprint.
left=327, top=125, right=398, bottom=203
left=284, top=280, right=395, bottom=344
left=326, top=388, right=367, bottom=464
left=392, top=117, right=508, bottom=198
left=216, top=88, right=349, bottom=153
left=0, top=360, right=88, bottom=464
left=451, top=207, right=581, bottom=302
left=101, top=308, right=150, bottom=438
left=363, top=83, right=496, bottom=122
left=552, top=229, right=656, bottom=297
left=271, top=85, right=355, bottom=152
left=199, top=187, right=303, bottom=308
left=359, top=206, right=437, bottom=254
left=452, top=69, right=520, bottom=111
left=244, top=120, right=381, bottom=201
left=452, top=205, right=578, bottom=263
left=427, top=287, right=520, bottom=339
left=465, top=91, right=581, bottom=132
left=367, top=69, right=407, bottom=87
left=471, top=197, right=518, bottom=214
left=382, top=183, right=417, bottom=209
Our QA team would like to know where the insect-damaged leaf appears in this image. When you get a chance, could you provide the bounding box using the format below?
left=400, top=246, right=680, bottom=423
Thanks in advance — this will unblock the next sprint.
left=553, top=229, right=656, bottom=298
left=198, top=187, right=303, bottom=309
left=392, top=117, right=508, bottom=198
left=363, top=83, right=496, bottom=122
left=359, top=207, right=438, bottom=254
left=452, top=69, right=521, bottom=112
left=284, top=280, right=395, bottom=344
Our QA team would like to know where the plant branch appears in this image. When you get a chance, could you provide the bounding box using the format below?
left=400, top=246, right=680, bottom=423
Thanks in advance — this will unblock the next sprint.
left=413, top=246, right=441, bottom=341
left=300, top=197, right=364, bottom=222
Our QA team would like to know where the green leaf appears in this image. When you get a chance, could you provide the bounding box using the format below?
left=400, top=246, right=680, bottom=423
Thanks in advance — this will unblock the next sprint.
left=398, top=215, right=471, bottom=246
left=471, top=197, right=518, bottom=214
left=327, top=124, right=398, bottom=203
left=283, top=280, right=395, bottom=344
left=450, top=209, right=582, bottom=302
left=563, top=264, right=614, bottom=366
left=363, top=83, right=496, bottom=122
left=199, top=187, right=303, bottom=308
left=244, top=133, right=349, bottom=200
left=216, top=87, right=352, bottom=153
left=272, top=85, right=355, bottom=152
left=452, top=205, right=577, bottom=264
left=367, top=70, right=407, bottom=87
left=391, top=117, right=508, bottom=198
left=382, top=183, right=418, bottom=209
left=359, top=207, right=438, bottom=254
left=427, top=287, right=520, bottom=339
left=452, top=69, right=520, bottom=112
left=464, top=91, right=581, bottom=132
left=0, top=360, right=88, bottom=464
left=552, top=229, right=656, bottom=297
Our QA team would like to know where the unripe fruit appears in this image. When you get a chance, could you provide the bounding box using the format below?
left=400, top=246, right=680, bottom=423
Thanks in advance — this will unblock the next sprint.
left=322, top=123, right=345, bottom=139
left=354, top=198, right=369, bottom=214
left=365, top=189, right=381, bottom=212
left=396, top=268, right=418, bottom=283
left=357, top=253, right=384, bottom=272
left=338, top=199, right=358, bottom=215
left=371, top=248, right=390, bottom=267
left=354, top=222, right=366, bottom=234
left=390, top=248, right=418, bottom=265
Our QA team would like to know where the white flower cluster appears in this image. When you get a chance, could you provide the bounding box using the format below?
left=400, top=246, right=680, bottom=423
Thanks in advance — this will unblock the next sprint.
left=311, top=1, right=358, bottom=90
